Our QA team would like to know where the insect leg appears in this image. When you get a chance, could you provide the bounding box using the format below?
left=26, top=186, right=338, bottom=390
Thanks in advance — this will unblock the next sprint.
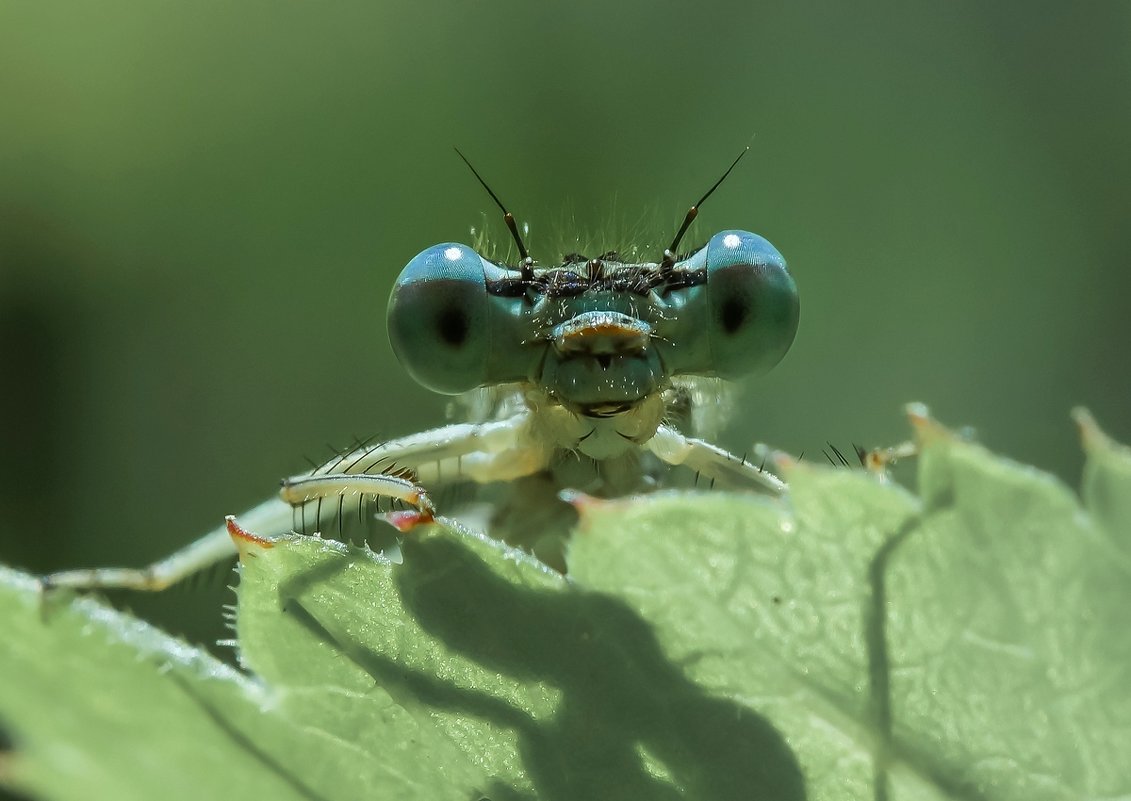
left=42, top=414, right=543, bottom=595
left=645, top=424, right=788, bottom=496
left=40, top=496, right=293, bottom=592
left=857, top=440, right=918, bottom=479
left=294, top=414, right=536, bottom=480
left=280, top=412, right=547, bottom=514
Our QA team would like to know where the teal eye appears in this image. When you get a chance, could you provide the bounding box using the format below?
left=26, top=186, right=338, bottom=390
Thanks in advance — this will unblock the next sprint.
left=703, top=230, right=798, bottom=376
left=387, top=243, right=525, bottom=394
left=659, top=230, right=799, bottom=379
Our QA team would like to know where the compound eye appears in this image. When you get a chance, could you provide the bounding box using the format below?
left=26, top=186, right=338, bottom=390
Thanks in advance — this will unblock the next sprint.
left=387, top=244, right=492, bottom=394
left=704, top=230, right=799, bottom=378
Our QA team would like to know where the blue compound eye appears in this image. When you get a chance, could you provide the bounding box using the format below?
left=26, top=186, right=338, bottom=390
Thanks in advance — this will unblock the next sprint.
left=703, top=230, right=799, bottom=377
left=387, top=244, right=497, bottom=394
left=657, top=230, right=799, bottom=379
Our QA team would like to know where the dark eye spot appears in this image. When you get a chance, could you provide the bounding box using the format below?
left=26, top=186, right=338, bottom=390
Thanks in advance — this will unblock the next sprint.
left=720, top=296, right=749, bottom=334
left=436, top=306, right=469, bottom=346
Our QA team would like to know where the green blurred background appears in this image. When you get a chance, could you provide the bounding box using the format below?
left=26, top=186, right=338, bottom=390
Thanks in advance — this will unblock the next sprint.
left=2, top=2, right=1128, bottom=646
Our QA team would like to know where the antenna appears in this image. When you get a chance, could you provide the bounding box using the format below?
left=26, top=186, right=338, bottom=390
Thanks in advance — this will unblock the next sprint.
left=662, top=147, right=748, bottom=267
left=454, top=147, right=531, bottom=266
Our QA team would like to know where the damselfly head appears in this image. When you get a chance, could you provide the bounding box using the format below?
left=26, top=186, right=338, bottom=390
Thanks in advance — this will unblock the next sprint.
left=385, top=151, right=800, bottom=418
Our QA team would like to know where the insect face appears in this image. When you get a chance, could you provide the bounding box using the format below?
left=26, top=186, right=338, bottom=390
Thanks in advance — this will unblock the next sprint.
left=386, top=229, right=799, bottom=417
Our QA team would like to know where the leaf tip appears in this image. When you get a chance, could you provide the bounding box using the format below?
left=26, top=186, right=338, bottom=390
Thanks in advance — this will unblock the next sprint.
left=1073, top=406, right=1131, bottom=466
left=559, top=489, right=641, bottom=534
left=225, top=515, right=274, bottom=562
left=1072, top=406, right=1108, bottom=453
left=381, top=509, right=436, bottom=533
left=905, top=402, right=946, bottom=445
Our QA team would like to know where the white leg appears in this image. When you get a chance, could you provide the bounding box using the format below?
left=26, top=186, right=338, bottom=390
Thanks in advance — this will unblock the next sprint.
left=43, top=414, right=547, bottom=594
left=645, top=424, right=788, bottom=496
left=41, top=497, right=293, bottom=592
left=280, top=412, right=546, bottom=508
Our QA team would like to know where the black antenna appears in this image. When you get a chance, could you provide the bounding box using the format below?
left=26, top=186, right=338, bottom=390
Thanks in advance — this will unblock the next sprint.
left=454, top=147, right=530, bottom=265
left=662, top=147, right=748, bottom=267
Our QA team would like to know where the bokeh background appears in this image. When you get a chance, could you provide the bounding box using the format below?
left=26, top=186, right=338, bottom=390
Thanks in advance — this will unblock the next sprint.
left=2, top=2, right=1128, bottom=646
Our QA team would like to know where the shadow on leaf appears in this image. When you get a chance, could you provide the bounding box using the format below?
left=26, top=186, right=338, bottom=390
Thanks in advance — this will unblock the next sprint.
left=282, top=530, right=805, bottom=801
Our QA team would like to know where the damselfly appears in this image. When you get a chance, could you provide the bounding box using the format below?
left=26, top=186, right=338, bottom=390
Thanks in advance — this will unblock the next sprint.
left=44, top=148, right=799, bottom=586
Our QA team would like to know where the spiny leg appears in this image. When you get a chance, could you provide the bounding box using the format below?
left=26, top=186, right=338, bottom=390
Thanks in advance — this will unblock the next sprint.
left=281, top=471, right=436, bottom=529
left=281, top=412, right=549, bottom=525
left=291, top=415, right=538, bottom=482
left=645, top=424, right=788, bottom=496
left=42, top=413, right=553, bottom=595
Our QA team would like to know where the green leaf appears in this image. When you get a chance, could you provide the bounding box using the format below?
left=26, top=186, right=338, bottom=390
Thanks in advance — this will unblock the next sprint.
left=2, top=410, right=1129, bottom=800
left=0, top=569, right=341, bottom=801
